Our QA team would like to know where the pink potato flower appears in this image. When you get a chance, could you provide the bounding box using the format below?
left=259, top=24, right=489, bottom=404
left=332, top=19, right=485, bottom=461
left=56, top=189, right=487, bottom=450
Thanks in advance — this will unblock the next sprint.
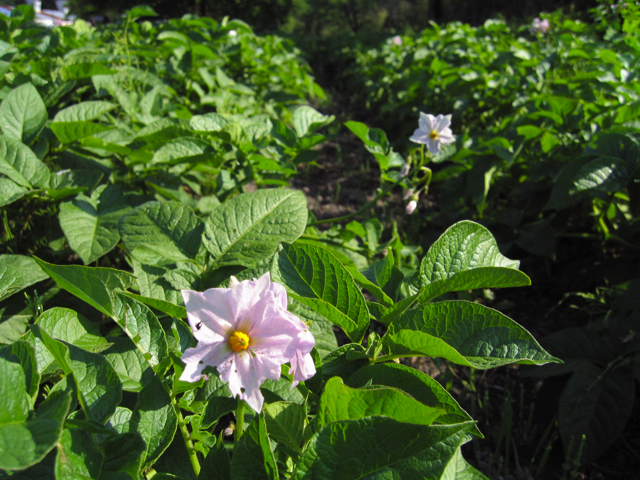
left=409, top=112, right=455, bottom=154
left=179, top=273, right=316, bottom=413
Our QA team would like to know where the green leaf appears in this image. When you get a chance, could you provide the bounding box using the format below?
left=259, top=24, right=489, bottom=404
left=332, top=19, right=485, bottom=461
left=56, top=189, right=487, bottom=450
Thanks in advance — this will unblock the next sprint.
left=415, top=221, right=529, bottom=302
left=152, top=138, right=208, bottom=165
left=230, top=414, right=278, bottom=480
left=112, top=293, right=169, bottom=368
left=559, top=364, right=635, bottom=464
left=0, top=136, right=50, bottom=188
left=0, top=385, right=71, bottom=471
left=55, top=429, right=104, bottom=480
left=384, top=301, right=560, bottom=368
left=203, top=189, right=307, bottom=267
left=47, top=169, right=104, bottom=201
left=0, top=83, right=47, bottom=144
left=571, top=156, right=633, bottom=195
left=0, top=341, right=39, bottom=405
left=119, top=201, right=204, bottom=266
left=60, top=62, right=117, bottom=80
left=33, top=258, right=135, bottom=317
left=99, top=433, right=146, bottom=480
left=103, top=337, right=154, bottom=392
left=317, top=377, right=445, bottom=428
left=29, top=307, right=110, bottom=375
left=293, top=417, right=473, bottom=480
left=126, top=5, right=158, bottom=20
left=59, top=185, right=132, bottom=264
left=200, top=443, right=231, bottom=480
left=0, top=178, right=28, bottom=207
left=201, top=396, right=238, bottom=429
left=116, top=291, right=186, bottom=319
left=273, top=243, right=369, bottom=343
left=264, top=402, right=306, bottom=455
left=0, top=354, right=30, bottom=424
left=292, top=106, right=334, bottom=137
left=287, top=301, right=338, bottom=359
left=0, top=255, right=49, bottom=303
left=441, top=447, right=489, bottom=479
left=346, top=266, right=393, bottom=307
left=189, top=113, right=228, bottom=132
left=53, top=101, right=117, bottom=123
left=348, top=363, right=481, bottom=437
left=132, top=261, right=182, bottom=306
left=361, top=252, right=403, bottom=301
left=50, top=122, right=114, bottom=144
left=130, top=376, right=177, bottom=468
left=31, top=325, right=122, bottom=424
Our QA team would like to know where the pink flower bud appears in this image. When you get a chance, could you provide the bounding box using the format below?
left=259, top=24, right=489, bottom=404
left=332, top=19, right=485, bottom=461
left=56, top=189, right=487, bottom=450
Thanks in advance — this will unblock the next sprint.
left=405, top=200, right=417, bottom=215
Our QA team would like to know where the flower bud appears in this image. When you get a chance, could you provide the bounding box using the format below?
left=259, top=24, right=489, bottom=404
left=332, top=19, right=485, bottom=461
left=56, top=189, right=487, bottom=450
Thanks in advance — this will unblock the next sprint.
left=405, top=200, right=417, bottom=215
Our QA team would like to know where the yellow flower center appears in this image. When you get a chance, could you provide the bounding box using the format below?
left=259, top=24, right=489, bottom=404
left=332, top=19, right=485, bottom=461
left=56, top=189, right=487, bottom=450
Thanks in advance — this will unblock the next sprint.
left=229, top=331, right=250, bottom=352
left=430, top=130, right=439, bottom=140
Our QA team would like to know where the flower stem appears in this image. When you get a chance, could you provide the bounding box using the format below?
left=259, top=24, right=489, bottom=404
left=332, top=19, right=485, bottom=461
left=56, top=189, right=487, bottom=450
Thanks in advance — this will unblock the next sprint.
left=171, top=395, right=201, bottom=477
left=235, top=399, right=246, bottom=447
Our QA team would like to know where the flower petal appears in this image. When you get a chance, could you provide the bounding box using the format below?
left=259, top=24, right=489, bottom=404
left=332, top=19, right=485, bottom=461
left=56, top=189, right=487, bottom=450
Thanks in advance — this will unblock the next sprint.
left=182, top=289, right=235, bottom=339
left=220, top=350, right=281, bottom=412
left=418, top=112, right=435, bottom=132
left=179, top=341, right=233, bottom=382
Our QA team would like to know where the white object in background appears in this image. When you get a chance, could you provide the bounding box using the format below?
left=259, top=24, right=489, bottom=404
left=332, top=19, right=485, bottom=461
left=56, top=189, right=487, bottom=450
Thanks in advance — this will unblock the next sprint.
left=54, top=0, right=69, bottom=14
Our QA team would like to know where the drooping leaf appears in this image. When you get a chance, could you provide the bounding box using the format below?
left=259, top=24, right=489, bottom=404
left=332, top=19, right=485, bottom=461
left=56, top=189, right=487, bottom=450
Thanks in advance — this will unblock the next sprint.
left=0, top=255, right=49, bottom=303
left=203, top=189, right=307, bottom=267
left=33, top=258, right=135, bottom=317
left=119, top=201, right=204, bottom=266
left=384, top=301, right=560, bottom=368
left=273, top=243, right=369, bottom=343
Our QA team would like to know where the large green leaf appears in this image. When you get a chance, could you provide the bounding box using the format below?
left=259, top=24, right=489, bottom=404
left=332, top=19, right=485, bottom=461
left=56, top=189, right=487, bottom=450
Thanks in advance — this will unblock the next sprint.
left=230, top=414, right=278, bottom=480
left=0, top=178, right=28, bottom=207
left=292, top=106, right=334, bottom=137
left=0, top=83, right=47, bottom=145
left=559, top=364, right=635, bottom=465
left=130, top=376, right=177, bottom=468
left=293, top=417, right=473, bottom=480
left=0, top=355, right=29, bottom=425
left=0, top=385, right=71, bottom=471
left=264, top=402, right=306, bottom=455
left=415, top=221, right=528, bottom=302
left=317, top=377, right=446, bottom=428
left=31, top=325, right=122, bottom=424
left=203, top=189, right=307, bottom=267
left=441, top=447, right=489, bottom=479
left=28, top=307, right=110, bottom=375
left=59, top=185, right=132, bottom=265
left=99, top=433, right=146, bottom=480
left=0, top=255, right=49, bottom=303
left=347, top=363, right=481, bottom=437
left=0, top=136, right=50, bottom=188
left=0, top=341, right=39, bottom=406
left=103, top=337, right=154, bottom=392
left=33, top=258, right=135, bottom=317
left=50, top=122, right=114, bottom=144
left=117, top=291, right=186, bottom=319
left=151, top=137, right=208, bottom=165
left=273, top=243, right=369, bottom=343
left=132, top=261, right=182, bottom=306
left=119, top=201, right=204, bottom=265
left=384, top=301, right=560, bottom=368
left=54, top=429, right=104, bottom=480
left=112, top=293, right=169, bottom=368
left=53, top=101, right=117, bottom=123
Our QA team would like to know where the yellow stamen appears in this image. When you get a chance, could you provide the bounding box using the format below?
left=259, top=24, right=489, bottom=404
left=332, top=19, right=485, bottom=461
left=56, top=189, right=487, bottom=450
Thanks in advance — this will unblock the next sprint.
left=229, top=331, right=250, bottom=352
left=430, top=130, right=439, bottom=140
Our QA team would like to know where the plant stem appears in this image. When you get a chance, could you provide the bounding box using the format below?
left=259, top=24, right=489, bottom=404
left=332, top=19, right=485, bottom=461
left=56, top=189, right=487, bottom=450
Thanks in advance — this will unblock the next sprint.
left=235, top=399, right=246, bottom=447
left=171, top=395, right=201, bottom=477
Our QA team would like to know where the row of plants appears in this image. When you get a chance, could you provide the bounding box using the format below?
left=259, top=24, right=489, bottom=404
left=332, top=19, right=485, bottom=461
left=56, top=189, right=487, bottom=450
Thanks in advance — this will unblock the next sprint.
left=297, top=4, right=640, bottom=474
left=0, top=4, right=561, bottom=480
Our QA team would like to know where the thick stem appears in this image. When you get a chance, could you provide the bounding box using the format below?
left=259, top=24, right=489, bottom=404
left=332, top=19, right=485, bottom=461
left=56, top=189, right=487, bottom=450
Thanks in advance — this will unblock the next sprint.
left=171, top=396, right=201, bottom=477
left=235, top=399, right=246, bottom=447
